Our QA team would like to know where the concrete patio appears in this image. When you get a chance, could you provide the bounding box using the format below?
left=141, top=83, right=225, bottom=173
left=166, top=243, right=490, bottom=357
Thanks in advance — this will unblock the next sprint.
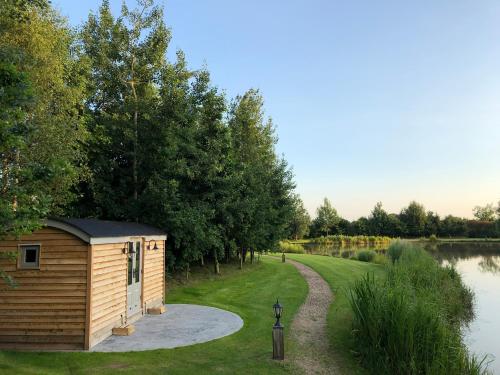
left=91, top=304, right=244, bottom=352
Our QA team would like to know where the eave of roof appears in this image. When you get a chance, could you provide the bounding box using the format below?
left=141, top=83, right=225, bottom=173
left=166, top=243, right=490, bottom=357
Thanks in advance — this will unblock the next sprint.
left=45, top=218, right=167, bottom=244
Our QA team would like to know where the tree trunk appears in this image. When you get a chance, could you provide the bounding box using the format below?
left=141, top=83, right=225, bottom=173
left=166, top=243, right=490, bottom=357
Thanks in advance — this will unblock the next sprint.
left=250, top=248, right=254, bottom=264
left=1, top=156, right=9, bottom=196
left=133, top=107, right=138, bottom=205
left=129, top=55, right=138, bottom=221
left=186, top=263, right=190, bottom=281
left=242, top=248, right=247, bottom=263
left=200, top=254, right=204, bottom=266
left=12, top=150, right=19, bottom=211
left=239, top=248, right=243, bottom=269
left=213, top=249, right=220, bottom=275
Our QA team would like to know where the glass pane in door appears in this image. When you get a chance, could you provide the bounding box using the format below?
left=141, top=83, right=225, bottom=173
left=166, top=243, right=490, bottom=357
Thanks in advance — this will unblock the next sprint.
left=127, top=242, right=133, bottom=285
left=135, top=241, right=141, bottom=283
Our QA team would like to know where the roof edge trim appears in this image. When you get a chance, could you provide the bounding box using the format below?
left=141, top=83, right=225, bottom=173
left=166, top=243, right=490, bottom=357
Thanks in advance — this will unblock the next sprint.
left=45, top=219, right=167, bottom=244
left=89, top=235, right=167, bottom=245
left=45, top=219, right=91, bottom=243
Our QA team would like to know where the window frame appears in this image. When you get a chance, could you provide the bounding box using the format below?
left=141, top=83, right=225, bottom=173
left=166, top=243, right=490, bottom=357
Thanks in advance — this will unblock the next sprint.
left=17, top=243, right=41, bottom=270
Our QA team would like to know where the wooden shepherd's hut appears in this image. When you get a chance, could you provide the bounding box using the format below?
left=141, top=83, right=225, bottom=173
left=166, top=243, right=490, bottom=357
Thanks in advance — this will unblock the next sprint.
left=0, top=218, right=167, bottom=350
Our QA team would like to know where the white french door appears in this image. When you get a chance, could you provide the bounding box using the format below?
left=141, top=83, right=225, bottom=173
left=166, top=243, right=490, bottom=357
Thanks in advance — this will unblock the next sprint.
left=127, top=240, right=142, bottom=317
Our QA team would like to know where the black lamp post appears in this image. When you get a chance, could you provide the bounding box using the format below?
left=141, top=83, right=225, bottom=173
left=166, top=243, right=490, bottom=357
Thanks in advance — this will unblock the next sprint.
left=273, top=299, right=283, bottom=327
left=272, top=299, right=284, bottom=360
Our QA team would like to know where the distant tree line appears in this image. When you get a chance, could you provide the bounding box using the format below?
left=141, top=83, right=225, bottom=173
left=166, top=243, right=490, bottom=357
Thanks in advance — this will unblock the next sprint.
left=288, top=198, right=500, bottom=239
left=1, top=0, right=297, bottom=273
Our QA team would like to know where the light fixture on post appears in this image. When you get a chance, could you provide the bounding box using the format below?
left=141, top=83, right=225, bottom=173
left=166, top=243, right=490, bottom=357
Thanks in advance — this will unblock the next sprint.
left=273, top=299, right=283, bottom=327
left=272, top=299, right=284, bottom=360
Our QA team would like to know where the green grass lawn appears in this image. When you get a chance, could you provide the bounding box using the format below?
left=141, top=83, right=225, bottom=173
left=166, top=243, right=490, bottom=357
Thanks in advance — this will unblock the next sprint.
left=286, top=254, right=385, bottom=374
left=0, top=256, right=307, bottom=375
left=0, top=254, right=386, bottom=375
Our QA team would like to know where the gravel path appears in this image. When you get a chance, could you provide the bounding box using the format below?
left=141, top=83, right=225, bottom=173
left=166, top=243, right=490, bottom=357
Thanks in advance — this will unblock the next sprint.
left=288, top=259, right=339, bottom=375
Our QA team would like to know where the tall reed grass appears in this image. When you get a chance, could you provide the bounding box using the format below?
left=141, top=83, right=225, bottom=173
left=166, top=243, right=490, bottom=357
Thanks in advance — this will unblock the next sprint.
left=278, top=240, right=305, bottom=254
left=312, top=235, right=393, bottom=247
left=349, top=242, right=489, bottom=374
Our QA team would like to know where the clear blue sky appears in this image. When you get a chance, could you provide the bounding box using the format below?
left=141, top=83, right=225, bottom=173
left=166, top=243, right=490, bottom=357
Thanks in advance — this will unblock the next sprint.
left=55, top=0, right=500, bottom=220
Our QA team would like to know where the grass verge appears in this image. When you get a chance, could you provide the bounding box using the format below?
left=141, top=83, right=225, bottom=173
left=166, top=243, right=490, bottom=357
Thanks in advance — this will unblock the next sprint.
left=0, top=257, right=307, bottom=375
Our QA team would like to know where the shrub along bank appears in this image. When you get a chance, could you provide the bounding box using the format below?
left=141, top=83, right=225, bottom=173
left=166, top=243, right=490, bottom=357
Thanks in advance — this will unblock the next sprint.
left=356, top=250, right=376, bottom=262
left=349, top=242, right=489, bottom=374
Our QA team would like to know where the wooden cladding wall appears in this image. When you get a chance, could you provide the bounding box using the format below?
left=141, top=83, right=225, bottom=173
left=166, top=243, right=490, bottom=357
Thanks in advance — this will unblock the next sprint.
left=88, top=242, right=127, bottom=348
left=0, top=228, right=88, bottom=350
left=143, top=240, right=165, bottom=309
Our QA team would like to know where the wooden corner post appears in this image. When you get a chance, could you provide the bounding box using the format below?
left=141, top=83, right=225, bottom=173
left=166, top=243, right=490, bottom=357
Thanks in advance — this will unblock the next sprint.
left=84, top=244, right=93, bottom=350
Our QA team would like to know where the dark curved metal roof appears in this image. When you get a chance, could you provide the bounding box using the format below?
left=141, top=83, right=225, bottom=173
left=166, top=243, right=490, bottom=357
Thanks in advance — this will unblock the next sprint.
left=49, top=218, right=166, bottom=238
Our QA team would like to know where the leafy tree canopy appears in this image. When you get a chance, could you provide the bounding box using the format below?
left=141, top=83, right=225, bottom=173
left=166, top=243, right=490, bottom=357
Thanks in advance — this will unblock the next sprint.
left=313, top=198, right=340, bottom=236
left=473, top=203, right=496, bottom=221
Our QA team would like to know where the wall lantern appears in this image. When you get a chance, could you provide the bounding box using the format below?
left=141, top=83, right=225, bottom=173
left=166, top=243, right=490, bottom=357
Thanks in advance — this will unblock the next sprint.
left=272, top=298, right=284, bottom=360
left=148, top=240, right=159, bottom=251
left=122, top=242, right=135, bottom=255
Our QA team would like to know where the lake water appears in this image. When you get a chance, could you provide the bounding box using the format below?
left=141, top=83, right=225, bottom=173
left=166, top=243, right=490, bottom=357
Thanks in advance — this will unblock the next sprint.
left=303, top=241, right=500, bottom=373
left=430, top=242, right=500, bottom=374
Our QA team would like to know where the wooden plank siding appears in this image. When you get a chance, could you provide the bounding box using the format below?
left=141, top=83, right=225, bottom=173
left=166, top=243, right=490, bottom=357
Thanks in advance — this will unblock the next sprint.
left=0, top=228, right=88, bottom=350
left=0, top=226, right=166, bottom=350
left=143, top=240, right=165, bottom=309
left=88, top=242, right=128, bottom=348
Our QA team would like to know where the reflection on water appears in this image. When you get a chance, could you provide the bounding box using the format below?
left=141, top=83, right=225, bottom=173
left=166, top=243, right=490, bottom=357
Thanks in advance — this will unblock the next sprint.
left=478, top=256, right=500, bottom=274
left=428, top=242, right=500, bottom=374
left=305, top=240, right=500, bottom=373
left=302, top=242, right=388, bottom=257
